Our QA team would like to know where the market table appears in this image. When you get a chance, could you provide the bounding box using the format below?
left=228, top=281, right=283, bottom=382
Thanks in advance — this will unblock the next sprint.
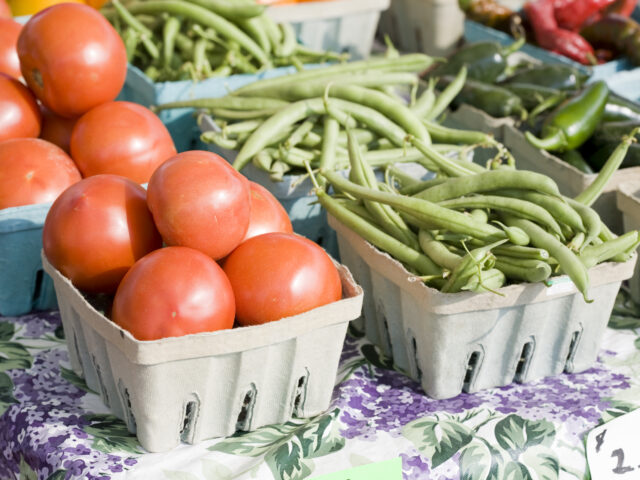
left=1, top=306, right=640, bottom=480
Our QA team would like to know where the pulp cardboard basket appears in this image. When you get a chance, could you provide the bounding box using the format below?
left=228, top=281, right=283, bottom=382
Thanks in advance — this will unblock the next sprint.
left=0, top=203, right=57, bottom=316
left=501, top=124, right=640, bottom=234
left=267, top=0, right=390, bottom=60
left=328, top=214, right=636, bottom=399
left=116, top=64, right=313, bottom=152
left=377, top=0, right=465, bottom=56
left=616, top=183, right=640, bottom=303
left=42, top=251, right=363, bottom=453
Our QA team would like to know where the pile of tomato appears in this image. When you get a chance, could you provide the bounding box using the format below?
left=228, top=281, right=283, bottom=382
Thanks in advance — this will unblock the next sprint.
left=0, top=2, right=342, bottom=341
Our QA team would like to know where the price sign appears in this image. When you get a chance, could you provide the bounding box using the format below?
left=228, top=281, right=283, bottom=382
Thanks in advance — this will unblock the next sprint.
left=586, top=408, right=640, bottom=479
left=309, top=457, right=402, bottom=480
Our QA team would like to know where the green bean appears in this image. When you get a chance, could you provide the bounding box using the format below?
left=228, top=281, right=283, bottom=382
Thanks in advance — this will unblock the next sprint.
left=162, top=16, right=181, bottom=67
left=388, top=166, right=427, bottom=190
left=442, top=239, right=506, bottom=293
left=175, top=32, right=194, bottom=57
left=580, top=230, right=640, bottom=268
left=201, top=131, right=240, bottom=149
left=232, top=54, right=436, bottom=97
left=567, top=232, right=586, bottom=252
left=193, top=38, right=210, bottom=75
left=493, top=245, right=550, bottom=261
left=209, top=107, right=281, bottom=120
left=124, top=0, right=270, bottom=66
left=284, top=116, right=318, bottom=150
left=465, top=268, right=506, bottom=293
left=504, top=216, right=592, bottom=302
left=398, top=177, right=446, bottom=195
left=314, top=188, right=443, bottom=277
left=495, top=257, right=553, bottom=283
left=318, top=116, right=339, bottom=179
left=416, top=171, right=561, bottom=202
left=335, top=198, right=380, bottom=226
left=575, top=127, right=640, bottom=206
left=276, top=146, right=318, bottom=167
left=437, top=194, right=564, bottom=237
left=411, top=78, right=436, bottom=118
left=322, top=170, right=507, bottom=242
left=153, top=96, right=289, bottom=112
left=258, top=14, right=283, bottom=52
left=427, top=65, right=467, bottom=121
left=275, top=22, right=296, bottom=57
left=238, top=17, right=271, bottom=54
left=418, top=229, right=462, bottom=270
left=496, top=189, right=586, bottom=234
left=493, top=221, right=530, bottom=246
left=253, top=149, right=273, bottom=172
left=469, top=209, right=488, bottom=224
left=408, top=136, right=483, bottom=177
left=423, top=120, right=494, bottom=146
left=563, top=197, right=601, bottom=248
left=221, top=119, right=263, bottom=135
left=122, top=28, right=139, bottom=63
left=111, top=0, right=160, bottom=60
left=187, top=0, right=265, bottom=20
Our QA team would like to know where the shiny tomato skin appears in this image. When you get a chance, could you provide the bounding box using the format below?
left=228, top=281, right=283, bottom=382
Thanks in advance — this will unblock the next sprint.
left=112, top=246, right=235, bottom=341
left=223, top=232, right=342, bottom=326
left=0, top=73, right=41, bottom=141
left=147, top=151, right=251, bottom=260
left=42, top=174, right=163, bottom=293
left=0, top=137, right=81, bottom=209
left=71, top=101, right=177, bottom=183
left=17, top=3, right=127, bottom=118
left=243, top=181, right=293, bottom=241
left=39, top=106, right=77, bottom=154
left=0, top=18, right=21, bottom=79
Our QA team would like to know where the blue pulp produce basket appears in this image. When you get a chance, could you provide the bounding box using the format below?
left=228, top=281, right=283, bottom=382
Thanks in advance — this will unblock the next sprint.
left=463, top=7, right=640, bottom=82
left=0, top=203, right=57, bottom=316
left=117, top=64, right=320, bottom=153
left=608, top=69, right=640, bottom=104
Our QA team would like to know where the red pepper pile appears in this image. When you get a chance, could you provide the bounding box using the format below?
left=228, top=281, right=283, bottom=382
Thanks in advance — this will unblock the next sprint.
left=524, top=0, right=638, bottom=64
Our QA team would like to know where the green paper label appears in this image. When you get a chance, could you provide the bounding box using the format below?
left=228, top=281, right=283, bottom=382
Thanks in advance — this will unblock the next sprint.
left=310, top=457, right=402, bottom=480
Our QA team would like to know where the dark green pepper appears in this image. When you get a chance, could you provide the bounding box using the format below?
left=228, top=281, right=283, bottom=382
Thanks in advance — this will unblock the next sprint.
left=430, top=37, right=525, bottom=83
left=503, top=82, right=563, bottom=110
left=501, top=64, right=589, bottom=90
left=444, top=76, right=527, bottom=119
left=525, top=80, right=609, bottom=152
left=602, top=96, right=640, bottom=123
left=591, top=120, right=640, bottom=146
left=580, top=14, right=640, bottom=66
left=586, top=142, right=640, bottom=170
left=559, top=149, right=594, bottom=174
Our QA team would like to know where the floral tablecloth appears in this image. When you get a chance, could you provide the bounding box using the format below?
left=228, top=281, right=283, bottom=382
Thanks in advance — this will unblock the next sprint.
left=2, top=302, right=640, bottom=480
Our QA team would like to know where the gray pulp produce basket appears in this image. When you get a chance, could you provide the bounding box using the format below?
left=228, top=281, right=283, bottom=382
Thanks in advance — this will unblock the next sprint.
left=616, top=182, right=640, bottom=303
left=0, top=203, right=57, bottom=316
left=502, top=124, right=640, bottom=234
left=328, top=214, right=636, bottom=400
left=42, top=252, right=363, bottom=453
left=267, top=0, right=390, bottom=60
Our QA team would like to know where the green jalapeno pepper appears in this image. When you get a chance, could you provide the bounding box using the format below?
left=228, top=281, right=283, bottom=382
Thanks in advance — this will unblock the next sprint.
left=602, top=96, right=640, bottom=123
left=503, top=82, right=563, bottom=110
left=443, top=76, right=527, bottom=119
left=501, top=64, right=589, bottom=90
left=525, top=80, right=609, bottom=152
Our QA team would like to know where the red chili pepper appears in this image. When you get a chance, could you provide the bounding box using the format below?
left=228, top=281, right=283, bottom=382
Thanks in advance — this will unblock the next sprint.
left=524, top=0, right=597, bottom=64
left=553, top=0, right=617, bottom=31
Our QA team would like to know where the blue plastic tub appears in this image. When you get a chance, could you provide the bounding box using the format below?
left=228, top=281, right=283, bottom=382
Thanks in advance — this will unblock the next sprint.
left=463, top=6, right=640, bottom=82
left=0, top=203, right=57, bottom=316
left=117, top=64, right=320, bottom=152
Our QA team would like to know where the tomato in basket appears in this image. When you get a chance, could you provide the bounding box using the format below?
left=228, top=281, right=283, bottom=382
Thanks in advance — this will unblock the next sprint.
left=39, top=106, right=77, bottom=154
left=17, top=3, right=127, bottom=118
left=146, top=151, right=251, bottom=261
left=0, top=73, right=41, bottom=141
left=0, top=18, right=21, bottom=79
left=70, top=101, right=177, bottom=183
left=112, top=246, right=235, bottom=341
left=243, top=181, right=293, bottom=242
left=43, top=174, right=162, bottom=293
left=223, top=232, right=342, bottom=326
left=0, top=137, right=81, bottom=209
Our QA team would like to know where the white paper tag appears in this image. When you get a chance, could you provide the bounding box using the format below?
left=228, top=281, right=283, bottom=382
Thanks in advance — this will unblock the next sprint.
left=545, top=276, right=575, bottom=296
left=586, top=408, right=640, bottom=479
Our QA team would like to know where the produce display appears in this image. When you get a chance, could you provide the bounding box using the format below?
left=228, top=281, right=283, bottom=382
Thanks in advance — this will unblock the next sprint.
left=0, top=17, right=21, bottom=78
left=101, top=0, right=346, bottom=82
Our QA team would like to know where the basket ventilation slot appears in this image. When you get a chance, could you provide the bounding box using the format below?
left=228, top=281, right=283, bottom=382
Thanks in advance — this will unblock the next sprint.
left=180, top=399, right=199, bottom=443
left=236, top=384, right=257, bottom=432
left=411, top=337, right=422, bottom=383
left=92, top=355, right=109, bottom=408
left=33, top=269, right=44, bottom=303
left=564, top=330, right=581, bottom=372
left=118, top=380, right=137, bottom=433
left=292, top=370, right=309, bottom=417
left=514, top=341, right=535, bottom=383
left=463, top=351, right=482, bottom=392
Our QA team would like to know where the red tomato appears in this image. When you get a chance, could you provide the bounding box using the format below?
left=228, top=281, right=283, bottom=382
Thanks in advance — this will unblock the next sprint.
left=17, top=3, right=127, bottom=118
left=223, top=232, right=342, bottom=326
left=147, top=151, right=251, bottom=260
left=112, top=246, right=235, bottom=341
left=243, top=181, right=293, bottom=241
left=0, top=0, right=10, bottom=18
left=42, top=174, right=162, bottom=293
left=0, top=73, right=41, bottom=141
left=71, top=101, right=176, bottom=183
left=0, top=18, right=21, bottom=79
left=0, top=137, right=81, bottom=209
left=39, top=106, right=77, bottom=154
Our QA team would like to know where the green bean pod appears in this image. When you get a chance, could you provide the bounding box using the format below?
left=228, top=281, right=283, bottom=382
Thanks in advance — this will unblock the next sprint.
left=580, top=230, right=640, bottom=268
left=495, top=257, right=553, bottom=283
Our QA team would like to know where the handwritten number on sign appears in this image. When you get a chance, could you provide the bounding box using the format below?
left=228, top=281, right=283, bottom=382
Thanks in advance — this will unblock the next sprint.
left=595, top=429, right=606, bottom=453
left=611, top=448, right=635, bottom=474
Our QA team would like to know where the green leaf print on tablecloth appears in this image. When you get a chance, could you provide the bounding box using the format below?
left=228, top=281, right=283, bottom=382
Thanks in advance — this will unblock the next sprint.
left=0, top=372, right=17, bottom=416
left=82, top=413, right=143, bottom=454
left=60, top=366, right=95, bottom=394
left=46, top=470, right=68, bottom=480
left=403, top=411, right=558, bottom=479
left=0, top=321, right=33, bottom=372
left=209, top=408, right=345, bottom=480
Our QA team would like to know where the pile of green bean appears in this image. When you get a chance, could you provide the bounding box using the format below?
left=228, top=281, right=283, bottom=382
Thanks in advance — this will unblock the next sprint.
left=311, top=128, right=640, bottom=300
left=102, top=0, right=345, bottom=82
left=154, top=57, right=515, bottom=180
